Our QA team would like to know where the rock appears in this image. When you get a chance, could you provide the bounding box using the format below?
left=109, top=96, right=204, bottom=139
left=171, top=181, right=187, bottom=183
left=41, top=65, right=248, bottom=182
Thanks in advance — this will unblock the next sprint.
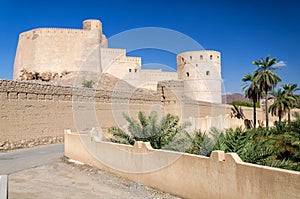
left=40, top=72, right=52, bottom=81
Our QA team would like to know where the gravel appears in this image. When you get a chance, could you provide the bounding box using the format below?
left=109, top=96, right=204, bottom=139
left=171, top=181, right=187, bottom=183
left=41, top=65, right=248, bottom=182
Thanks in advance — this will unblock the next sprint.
left=8, top=158, right=182, bottom=199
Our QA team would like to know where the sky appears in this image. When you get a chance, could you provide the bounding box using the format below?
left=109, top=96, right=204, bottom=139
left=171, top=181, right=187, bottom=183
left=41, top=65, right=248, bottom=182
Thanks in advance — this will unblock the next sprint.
left=0, top=0, right=299, bottom=94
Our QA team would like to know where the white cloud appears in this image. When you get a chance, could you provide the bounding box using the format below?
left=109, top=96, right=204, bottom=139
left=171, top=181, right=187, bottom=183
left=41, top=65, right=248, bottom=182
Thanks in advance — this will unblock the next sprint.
left=274, top=60, right=287, bottom=67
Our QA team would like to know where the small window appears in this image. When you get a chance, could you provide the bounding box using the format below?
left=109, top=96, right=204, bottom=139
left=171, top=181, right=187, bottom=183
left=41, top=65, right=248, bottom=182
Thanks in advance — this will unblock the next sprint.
left=210, top=55, right=213, bottom=60
left=196, top=64, right=198, bottom=67
left=200, top=55, right=203, bottom=60
left=181, top=57, right=184, bottom=62
left=186, top=72, right=190, bottom=77
left=206, top=71, right=210, bottom=75
left=129, top=69, right=132, bottom=72
left=190, top=56, right=192, bottom=60
left=217, top=56, right=219, bottom=59
left=134, top=69, right=137, bottom=73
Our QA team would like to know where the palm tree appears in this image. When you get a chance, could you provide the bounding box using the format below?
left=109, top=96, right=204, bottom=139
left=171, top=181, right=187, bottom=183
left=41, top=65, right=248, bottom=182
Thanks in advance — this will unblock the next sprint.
left=109, top=111, right=190, bottom=149
left=282, top=83, right=300, bottom=123
left=252, top=55, right=282, bottom=128
left=269, top=89, right=293, bottom=122
left=242, top=73, right=262, bottom=128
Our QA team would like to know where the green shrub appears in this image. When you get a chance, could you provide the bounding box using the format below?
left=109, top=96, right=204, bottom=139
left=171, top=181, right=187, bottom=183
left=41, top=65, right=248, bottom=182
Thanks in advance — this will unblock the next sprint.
left=82, top=80, right=94, bottom=88
left=231, top=101, right=260, bottom=108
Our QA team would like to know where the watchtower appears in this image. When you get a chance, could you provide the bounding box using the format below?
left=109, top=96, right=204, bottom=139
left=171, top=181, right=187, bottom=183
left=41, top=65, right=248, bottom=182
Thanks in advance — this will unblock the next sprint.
left=177, top=50, right=222, bottom=103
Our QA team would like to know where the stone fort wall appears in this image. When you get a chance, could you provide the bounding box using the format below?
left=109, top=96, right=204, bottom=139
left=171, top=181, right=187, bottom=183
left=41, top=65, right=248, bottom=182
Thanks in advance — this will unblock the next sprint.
left=13, top=19, right=223, bottom=104
left=0, top=79, right=265, bottom=143
left=0, top=79, right=160, bottom=141
left=13, top=19, right=109, bottom=79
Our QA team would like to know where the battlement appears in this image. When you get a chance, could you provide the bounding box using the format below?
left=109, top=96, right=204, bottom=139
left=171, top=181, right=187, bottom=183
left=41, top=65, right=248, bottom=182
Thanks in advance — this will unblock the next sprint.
left=19, top=28, right=90, bottom=38
left=116, top=56, right=141, bottom=65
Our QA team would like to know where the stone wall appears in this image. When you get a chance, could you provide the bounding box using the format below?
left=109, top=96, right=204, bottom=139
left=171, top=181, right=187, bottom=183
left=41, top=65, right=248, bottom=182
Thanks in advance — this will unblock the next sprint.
left=0, top=79, right=160, bottom=142
left=0, top=78, right=279, bottom=143
left=65, top=131, right=300, bottom=199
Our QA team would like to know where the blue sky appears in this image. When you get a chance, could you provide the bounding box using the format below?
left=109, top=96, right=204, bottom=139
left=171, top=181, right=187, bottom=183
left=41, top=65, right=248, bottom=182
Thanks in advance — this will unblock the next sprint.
left=0, top=0, right=299, bottom=93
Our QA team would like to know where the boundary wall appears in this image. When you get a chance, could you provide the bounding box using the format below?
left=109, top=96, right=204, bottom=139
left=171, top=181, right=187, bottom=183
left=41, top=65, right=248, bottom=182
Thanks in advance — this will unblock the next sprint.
left=0, top=79, right=279, bottom=142
left=64, top=131, right=300, bottom=199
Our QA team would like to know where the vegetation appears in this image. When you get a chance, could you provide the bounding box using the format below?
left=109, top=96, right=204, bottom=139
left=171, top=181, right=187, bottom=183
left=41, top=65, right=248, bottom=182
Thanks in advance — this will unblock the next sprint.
left=282, top=83, right=300, bottom=123
left=33, top=71, right=40, bottom=80
left=109, top=111, right=300, bottom=172
left=252, top=55, right=282, bottom=128
left=231, top=101, right=260, bottom=108
left=269, top=89, right=294, bottom=122
left=242, top=72, right=262, bottom=128
left=109, top=111, right=190, bottom=150
left=82, top=80, right=95, bottom=88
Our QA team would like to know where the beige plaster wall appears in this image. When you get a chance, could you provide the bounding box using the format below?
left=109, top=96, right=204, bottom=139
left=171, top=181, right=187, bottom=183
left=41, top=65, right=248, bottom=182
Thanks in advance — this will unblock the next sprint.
left=64, top=132, right=300, bottom=199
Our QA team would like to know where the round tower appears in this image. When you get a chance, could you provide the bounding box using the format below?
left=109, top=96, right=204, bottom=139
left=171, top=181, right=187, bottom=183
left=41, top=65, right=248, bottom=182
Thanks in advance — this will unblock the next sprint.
left=177, top=50, right=222, bottom=103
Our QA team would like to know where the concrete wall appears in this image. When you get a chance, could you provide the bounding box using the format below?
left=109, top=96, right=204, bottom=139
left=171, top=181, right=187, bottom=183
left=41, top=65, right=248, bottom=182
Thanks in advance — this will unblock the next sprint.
left=64, top=131, right=300, bottom=199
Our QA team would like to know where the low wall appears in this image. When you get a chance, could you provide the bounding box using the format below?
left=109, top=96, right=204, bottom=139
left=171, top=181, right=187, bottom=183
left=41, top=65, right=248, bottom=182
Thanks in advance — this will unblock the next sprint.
left=64, top=131, right=300, bottom=199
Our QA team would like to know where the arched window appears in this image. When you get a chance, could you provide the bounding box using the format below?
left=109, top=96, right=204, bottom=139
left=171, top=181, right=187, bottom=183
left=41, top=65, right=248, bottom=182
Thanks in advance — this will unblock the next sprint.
left=200, top=55, right=203, bottom=60
left=210, top=55, right=213, bottom=60
left=129, top=69, right=132, bottom=72
left=181, top=57, right=184, bottom=62
left=190, top=56, right=192, bottom=60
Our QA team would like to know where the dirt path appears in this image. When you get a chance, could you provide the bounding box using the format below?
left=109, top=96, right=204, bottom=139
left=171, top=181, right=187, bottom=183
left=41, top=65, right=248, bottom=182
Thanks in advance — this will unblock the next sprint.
left=8, top=159, right=181, bottom=199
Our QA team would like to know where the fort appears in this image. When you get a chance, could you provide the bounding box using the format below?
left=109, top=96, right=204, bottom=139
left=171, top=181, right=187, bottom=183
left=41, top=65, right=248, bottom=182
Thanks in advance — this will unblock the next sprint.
left=2, top=19, right=295, bottom=142
left=13, top=19, right=222, bottom=103
left=1, top=19, right=300, bottom=199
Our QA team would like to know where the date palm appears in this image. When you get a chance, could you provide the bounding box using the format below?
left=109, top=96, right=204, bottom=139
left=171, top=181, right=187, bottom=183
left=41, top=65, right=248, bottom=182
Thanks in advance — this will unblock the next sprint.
left=282, top=83, right=300, bottom=123
left=269, top=89, right=293, bottom=122
left=242, top=73, right=262, bottom=128
left=109, top=111, right=190, bottom=149
left=252, top=55, right=281, bottom=128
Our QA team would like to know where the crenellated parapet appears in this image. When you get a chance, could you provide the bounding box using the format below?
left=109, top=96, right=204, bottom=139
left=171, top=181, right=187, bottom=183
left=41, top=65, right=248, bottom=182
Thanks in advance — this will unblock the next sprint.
left=0, top=79, right=160, bottom=103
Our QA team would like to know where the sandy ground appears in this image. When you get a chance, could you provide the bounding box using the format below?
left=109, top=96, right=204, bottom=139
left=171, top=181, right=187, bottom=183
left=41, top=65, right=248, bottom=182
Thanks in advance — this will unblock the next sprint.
left=8, top=159, right=181, bottom=199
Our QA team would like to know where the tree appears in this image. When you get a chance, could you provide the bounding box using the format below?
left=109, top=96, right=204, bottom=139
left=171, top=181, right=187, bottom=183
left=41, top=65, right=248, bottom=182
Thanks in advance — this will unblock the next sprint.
left=109, top=111, right=190, bottom=150
left=282, top=83, right=300, bottom=123
left=252, top=55, right=281, bottom=128
left=242, top=73, right=262, bottom=128
left=269, top=89, right=293, bottom=122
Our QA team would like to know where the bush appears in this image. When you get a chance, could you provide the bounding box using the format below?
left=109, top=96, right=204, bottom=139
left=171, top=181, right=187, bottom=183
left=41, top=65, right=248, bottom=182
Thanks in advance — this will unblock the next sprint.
left=82, top=80, right=94, bottom=88
left=231, top=101, right=260, bottom=108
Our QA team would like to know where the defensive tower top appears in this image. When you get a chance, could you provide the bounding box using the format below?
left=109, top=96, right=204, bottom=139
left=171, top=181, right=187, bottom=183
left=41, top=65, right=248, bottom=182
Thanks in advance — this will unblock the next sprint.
left=83, top=19, right=102, bottom=31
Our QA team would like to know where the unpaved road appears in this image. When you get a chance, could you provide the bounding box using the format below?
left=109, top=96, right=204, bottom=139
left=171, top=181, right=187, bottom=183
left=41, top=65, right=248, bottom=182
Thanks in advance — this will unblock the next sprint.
left=1, top=145, right=180, bottom=198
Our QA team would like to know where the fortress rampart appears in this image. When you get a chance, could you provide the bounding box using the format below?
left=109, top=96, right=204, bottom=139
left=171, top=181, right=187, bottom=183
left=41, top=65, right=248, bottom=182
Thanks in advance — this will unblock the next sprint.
left=13, top=19, right=107, bottom=79
left=0, top=79, right=265, bottom=143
